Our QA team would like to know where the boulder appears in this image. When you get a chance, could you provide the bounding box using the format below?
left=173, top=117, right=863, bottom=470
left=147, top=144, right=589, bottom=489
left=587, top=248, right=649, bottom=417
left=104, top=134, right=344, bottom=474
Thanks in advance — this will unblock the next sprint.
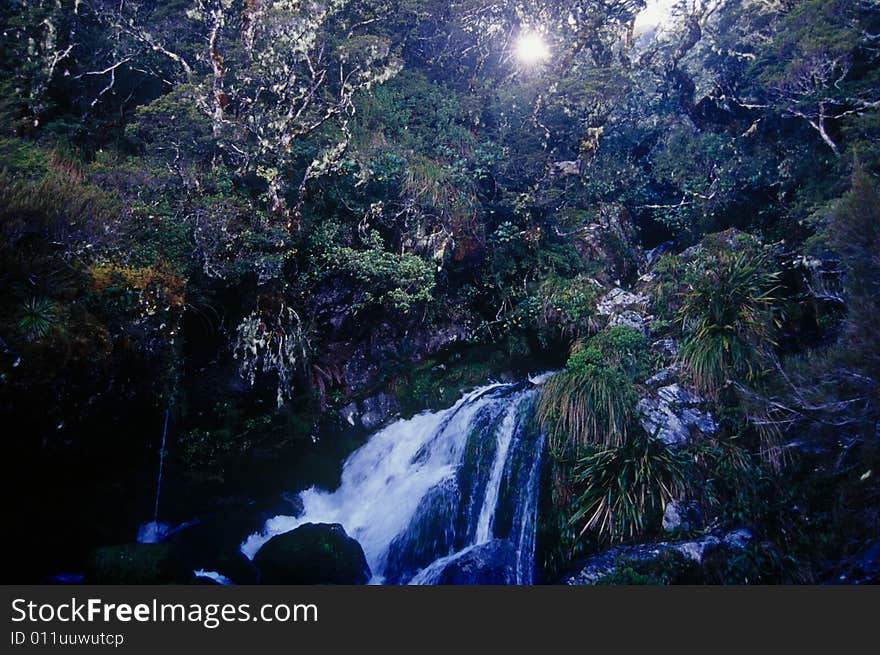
left=253, top=523, right=370, bottom=585
left=338, top=393, right=401, bottom=432
left=596, top=287, right=650, bottom=317
left=723, top=528, right=753, bottom=551
left=551, top=160, right=581, bottom=177
left=651, top=338, right=678, bottom=359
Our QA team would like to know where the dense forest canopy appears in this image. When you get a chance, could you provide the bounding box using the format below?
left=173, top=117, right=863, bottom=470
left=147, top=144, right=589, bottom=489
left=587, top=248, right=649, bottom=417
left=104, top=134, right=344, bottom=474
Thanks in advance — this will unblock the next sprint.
left=1, top=0, right=878, bottom=584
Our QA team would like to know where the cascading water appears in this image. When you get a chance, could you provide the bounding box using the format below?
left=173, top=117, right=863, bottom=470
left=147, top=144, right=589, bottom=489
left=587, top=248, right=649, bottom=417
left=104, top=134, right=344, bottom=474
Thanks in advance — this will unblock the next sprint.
left=137, top=408, right=171, bottom=544
left=241, top=380, right=547, bottom=584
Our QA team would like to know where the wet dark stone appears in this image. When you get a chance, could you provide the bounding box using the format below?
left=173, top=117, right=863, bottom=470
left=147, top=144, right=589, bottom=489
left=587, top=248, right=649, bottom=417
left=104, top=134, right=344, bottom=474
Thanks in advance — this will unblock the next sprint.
left=254, top=523, right=370, bottom=585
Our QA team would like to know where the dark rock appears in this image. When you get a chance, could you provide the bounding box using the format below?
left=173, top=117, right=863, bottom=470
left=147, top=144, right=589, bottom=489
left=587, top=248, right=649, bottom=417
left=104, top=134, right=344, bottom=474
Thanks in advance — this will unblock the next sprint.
left=384, top=478, right=460, bottom=584
left=164, top=505, right=264, bottom=584
left=416, top=323, right=471, bottom=356
left=651, top=338, right=678, bottom=359
left=571, top=203, right=645, bottom=284
left=343, top=347, right=380, bottom=393
left=645, top=241, right=674, bottom=267
left=563, top=529, right=751, bottom=585
left=430, top=540, right=518, bottom=585
left=360, top=393, right=400, bottom=431
left=254, top=523, right=370, bottom=585
left=85, top=543, right=185, bottom=584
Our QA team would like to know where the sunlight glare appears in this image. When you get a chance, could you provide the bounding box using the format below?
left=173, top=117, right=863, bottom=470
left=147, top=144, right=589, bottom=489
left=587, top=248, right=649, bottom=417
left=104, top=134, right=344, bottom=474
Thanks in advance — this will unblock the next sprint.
left=516, top=32, right=550, bottom=64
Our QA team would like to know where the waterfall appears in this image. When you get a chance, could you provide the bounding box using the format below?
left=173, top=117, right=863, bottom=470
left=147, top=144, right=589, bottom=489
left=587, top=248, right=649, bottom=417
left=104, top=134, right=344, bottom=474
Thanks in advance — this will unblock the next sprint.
left=137, top=407, right=171, bottom=544
left=241, top=380, right=546, bottom=584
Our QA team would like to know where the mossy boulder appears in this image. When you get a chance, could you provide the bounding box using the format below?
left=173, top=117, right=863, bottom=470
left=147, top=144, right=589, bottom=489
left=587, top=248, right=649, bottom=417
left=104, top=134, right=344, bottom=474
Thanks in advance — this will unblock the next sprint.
left=253, top=523, right=370, bottom=584
left=84, top=543, right=185, bottom=584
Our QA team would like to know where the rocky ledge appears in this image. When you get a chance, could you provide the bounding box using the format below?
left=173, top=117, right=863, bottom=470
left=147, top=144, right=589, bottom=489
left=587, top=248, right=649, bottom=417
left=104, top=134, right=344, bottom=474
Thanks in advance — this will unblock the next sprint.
left=562, top=528, right=753, bottom=585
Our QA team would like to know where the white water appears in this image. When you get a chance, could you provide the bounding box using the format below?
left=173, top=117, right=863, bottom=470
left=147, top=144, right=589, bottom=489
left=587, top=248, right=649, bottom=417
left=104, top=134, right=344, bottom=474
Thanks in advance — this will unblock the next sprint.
left=240, top=380, right=546, bottom=584
left=474, top=402, right=518, bottom=543
left=193, top=569, right=233, bottom=585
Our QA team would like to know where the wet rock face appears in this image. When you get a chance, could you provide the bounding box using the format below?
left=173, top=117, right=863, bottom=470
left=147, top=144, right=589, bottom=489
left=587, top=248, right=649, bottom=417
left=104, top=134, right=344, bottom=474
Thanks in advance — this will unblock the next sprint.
left=430, top=539, right=518, bottom=585
left=383, top=478, right=461, bottom=584
left=340, top=392, right=401, bottom=431
left=254, top=523, right=370, bottom=585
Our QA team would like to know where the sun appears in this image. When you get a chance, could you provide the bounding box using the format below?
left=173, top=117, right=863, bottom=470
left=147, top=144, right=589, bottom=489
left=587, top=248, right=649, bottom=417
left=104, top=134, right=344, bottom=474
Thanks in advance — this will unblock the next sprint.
left=516, top=31, right=550, bottom=64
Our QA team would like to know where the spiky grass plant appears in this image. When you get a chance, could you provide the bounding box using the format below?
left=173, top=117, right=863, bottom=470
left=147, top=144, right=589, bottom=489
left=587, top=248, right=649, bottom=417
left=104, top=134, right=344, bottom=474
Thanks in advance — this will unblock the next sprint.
left=537, top=326, right=647, bottom=457
left=678, top=248, right=780, bottom=398
left=570, top=431, right=688, bottom=543
left=17, top=297, right=56, bottom=341
left=538, top=365, right=637, bottom=457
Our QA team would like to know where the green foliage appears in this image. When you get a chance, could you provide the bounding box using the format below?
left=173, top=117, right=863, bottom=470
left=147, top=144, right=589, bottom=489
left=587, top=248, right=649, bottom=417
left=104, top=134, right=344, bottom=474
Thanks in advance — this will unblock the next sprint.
left=571, top=325, right=649, bottom=379
left=323, top=230, right=436, bottom=313
left=678, top=241, right=781, bottom=397
left=16, top=297, right=56, bottom=341
left=534, top=274, right=600, bottom=343
left=538, top=365, right=636, bottom=456
left=537, top=326, right=647, bottom=456
left=648, top=253, right=685, bottom=323
left=688, top=436, right=762, bottom=526
left=394, top=348, right=513, bottom=415
left=595, top=551, right=703, bottom=585
left=570, top=432, right=688, bottom=544
left=825, top=158, right=880, bottom=384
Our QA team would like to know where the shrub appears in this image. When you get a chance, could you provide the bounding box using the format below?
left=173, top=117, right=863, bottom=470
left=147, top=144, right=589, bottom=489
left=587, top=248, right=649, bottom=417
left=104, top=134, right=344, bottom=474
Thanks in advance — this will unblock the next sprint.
left=825, top=159, right=880, bottom=389
left=323, top=230, right=435, bottom=314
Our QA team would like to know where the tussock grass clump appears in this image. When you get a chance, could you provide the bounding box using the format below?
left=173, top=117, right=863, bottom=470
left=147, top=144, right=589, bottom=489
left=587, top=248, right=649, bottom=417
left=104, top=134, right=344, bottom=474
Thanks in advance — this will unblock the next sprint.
left=537, top=326, right=646, bottom=457
left=538, top=365, right=637, bottom=455
left=571, top=431, right=688, bottom=543
left=678, top=247, right=780, bottom=398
